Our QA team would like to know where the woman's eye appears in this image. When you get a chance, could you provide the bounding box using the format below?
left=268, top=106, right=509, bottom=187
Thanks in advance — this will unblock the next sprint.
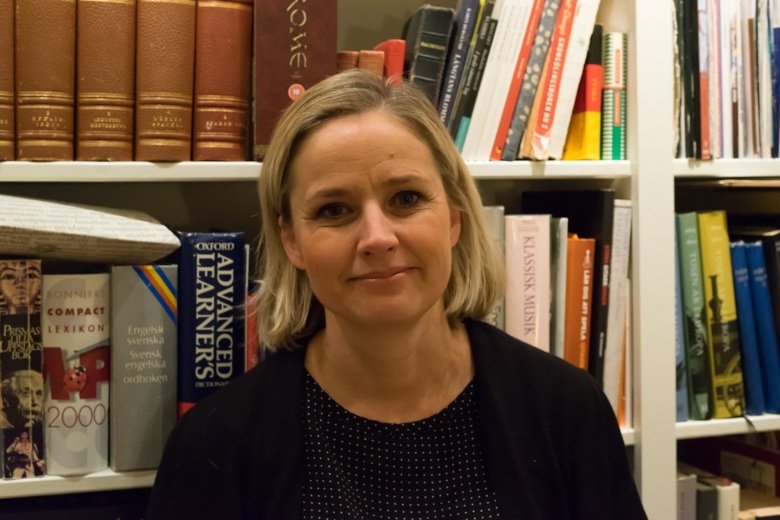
left=394, top=191, right=421, bottom=207
left=316, top=203, right=349, bottom=219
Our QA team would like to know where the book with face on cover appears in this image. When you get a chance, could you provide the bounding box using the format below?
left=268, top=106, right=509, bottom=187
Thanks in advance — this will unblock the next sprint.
left=42, top=269, right=110, bottom=476
left=1, top=259, right=45, bottom=479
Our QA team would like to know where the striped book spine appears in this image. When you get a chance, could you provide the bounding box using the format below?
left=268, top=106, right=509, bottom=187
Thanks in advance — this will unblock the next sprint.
left=600, top=32, right=627, bottom=160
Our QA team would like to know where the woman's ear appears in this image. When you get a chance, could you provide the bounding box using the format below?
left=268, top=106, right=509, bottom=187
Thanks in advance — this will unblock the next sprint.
left=279, top=216, right=305, bottom=269
left=449, top=206, right=462, bottom=247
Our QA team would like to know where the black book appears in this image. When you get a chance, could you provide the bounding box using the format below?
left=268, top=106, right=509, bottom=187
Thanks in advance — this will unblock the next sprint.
left=403, top=4, right=455, bottom=105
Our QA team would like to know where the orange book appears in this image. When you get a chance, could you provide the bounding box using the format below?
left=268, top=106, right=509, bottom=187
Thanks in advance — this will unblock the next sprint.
left=337, top=50, right=360, bottom=72
left=358, top=50, right=385, bottom=77
left=373, top=38, right=405, bottom=84
left=563, top=234, right=595, bottom=370
left=0, top=0, right=13, bottom=160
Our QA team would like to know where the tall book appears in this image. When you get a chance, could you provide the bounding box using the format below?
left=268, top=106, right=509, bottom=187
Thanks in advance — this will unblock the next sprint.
left=521, top=189, right=614, bottom=384
left=675, top=246, right=690, bottom=422
left=76, top=0, right=136, bottom=161
left=0, top=260, right=44, bottom=479
left=676, top=212, right=713, bottom=420
left=193, top=0, right=253, bottom=161
left=562, top=234, right=595, bottom=369
left=696, top=0, right=712, bottom=159
left=41, top=270, right=110, bottom=476
left=177, top=232, right=246, bottom=417
left=601, top=32, right=627, bottom=160
left=253, top=0, right=336, bottom=160
left=561, top=24, right=603, bottom=160
left=438, top=0, right=481, bottom=127
left=676, top=470, right=697, bottom=520
left=697, top=210, right=744, bottom=418
left=550, top=216, right=569, bottom=359
left=14, top=0, right=76, bottom=161
left=135, top=0, right=196, bottom=161
left=0, top=0, right=14, bottom=160
left=373, top=39, right=406, bottom=84
left=402, top=4, right=456, bottom=105
left=481, top=205, right=506, bottom=330
left=357, top=50, right=385, bottom=77
left=110, top=265, right=177, bottom=472
left=504, top=214, right=551, bottom=351
left=730, top=241, right=766, bottom=415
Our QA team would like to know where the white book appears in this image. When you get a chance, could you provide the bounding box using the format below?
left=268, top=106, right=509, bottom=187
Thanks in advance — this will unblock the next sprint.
left=481, top=205, right=506, bottom=330
left=504, top=214, right=551, bottom=351
left=742, top=0, right=758, bottom=157
left=550, top=217, right=568, bottom=359
left=709, top=0, right=723, bottom=158
left=462, top=0, right=534, bottom=161
left=547, top=0, right=602, bottom=160
left=719, top=0, right=735, bottom=158
left=602, top=200, right=632, bottom=414
left=757, top=0, right=773, bottom=157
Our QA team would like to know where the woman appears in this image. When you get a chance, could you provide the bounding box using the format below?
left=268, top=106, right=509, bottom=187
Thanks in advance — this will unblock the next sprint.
left=147, top=70, right=647, bottom=519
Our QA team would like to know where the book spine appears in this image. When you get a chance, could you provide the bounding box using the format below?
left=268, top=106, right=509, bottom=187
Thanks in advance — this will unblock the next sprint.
left=697, top=0, right=712, bottom=159
left=372, top=39, right=406, bottom=84
left=729, top=241, right=765, bottom=415
left=76, top=0, right=136, bottom=161
left=744, top=240, right=780, bottom=413
left=676, top=212, right=713, bottom=420
left=600, top=32, right=627, bottom=160
left=707, top=0, right=722, bottom=158
left=561, top=24, right=603, bottom=160
left=404, top=6, right=455, bottom=105
left=337, top=50, right=360, bottom=72
left=357, top=50, right=385, bottom=77
left=0, top=0, right=13, bottom=160
left=177, top=232, right=246, bottom=417
left=504, top=214, right=551, bottom=351
left=1, top=260, right=44, bottom=479
left=110, top=265, right=177, bottom=472
left=550, top=216, right=569, bottom=359
left=135, top=0, right=196, bottom=161
left=697, top=210, right=744, bottom=418
left=193, top=0, right=253, bottom=161
left=676, top=243, right=691, bottom=422
left=438, top=0, right=480, bottom=126
left=14, top=0, right=76, bottom=161
left=481, top=205, right=506, bottom=330
left=253, top=0, right=337, bottom=160
left=563, top=235, right=595, bottom=369
left=42, top=272, right=110, bottom=476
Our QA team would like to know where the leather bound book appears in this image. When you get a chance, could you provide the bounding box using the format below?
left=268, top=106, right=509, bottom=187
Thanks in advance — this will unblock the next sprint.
left=193, top=0, right=253, bottom=161
left=0, top=0, right=13, bottom=160
left=357, top=50, right=384, bottom=77
left=135, top=0, right=196, bottom=161
left=77, top=0, right=136, bottom=161
left=15, top=0, right=76, bottom=161
left=253, top=0, right=337, bottom=160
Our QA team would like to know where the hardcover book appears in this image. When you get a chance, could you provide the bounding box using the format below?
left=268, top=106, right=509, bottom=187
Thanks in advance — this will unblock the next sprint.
left=76, top=0, right=136, bottom=161
left=135, top=0, right=196, bottom=161
left=177, top=232, right=246, bottom=416
left=372, top=39, right=406, bottom=84
left=357, top=50, right=385, bottom=77
left=42, top=271, right=110, bottom=476
left=437, top=0, right=480, bottom=127
left=676, top=245, right=690, bottom=422
left=1, top=260, right=44, bottom=479
left=253, top=0, right=337, bottom=160
left=14, top=0, right=76, bottom=160
left=110, top=265, right=177, bottom=471
left=562, top=234, right=595, bottom=370
left=193, top=0, right=253, bottom=161
left=0, top=0, right=13, bottom=160
left=403, top=4, right=456, bottom=104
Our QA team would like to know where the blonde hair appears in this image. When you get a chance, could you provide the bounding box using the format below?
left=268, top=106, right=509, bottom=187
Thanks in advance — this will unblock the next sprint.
left=258, top=69, right=504, bottom=349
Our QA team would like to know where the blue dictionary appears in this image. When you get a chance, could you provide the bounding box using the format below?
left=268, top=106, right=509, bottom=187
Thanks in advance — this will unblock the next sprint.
left=730, top=241, right=765, bottom=415
left=745, top=240, right=780, bottom=413
left=675, top=244, right=690, bottom=421
left=177, top=232, right=246, bottom=416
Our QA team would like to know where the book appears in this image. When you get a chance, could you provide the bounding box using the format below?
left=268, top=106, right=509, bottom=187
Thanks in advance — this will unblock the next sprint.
left=562, top=234, right=595, bottom=370
left=357, top=49, right=385, bottom=76
left=372, top=38, right=405, bottom=84
left=110, top=265, right=178, bottom=472
left=481, top=205, right=506, bottom=330
left=253, top=0, right=337, bottom=160
left=550, top=216, right=569, bottom=359
left=504, top=214, right=551, bottom=351
left=41, top=270, right=110, bottom=476
left=14, top=0, right=76, bottom=161
left=438, top=0, right=481, bottom=127
left=561, top=23, right=603, bottom=160
left=676, top=243, right=691, bottom=422
left=0, top=0, right=13, bottom=160
left=402, top=4, right=455, bottom=104
left=177, top=232, right=246, bottom=417
left=135, top=0, right=196, bottom=161
left=76, top=0, right=136, bottom=161
left=696, top=0, right=712, bottom=159
left=1, top=260, right=45, bottom=479
left=676, top=470, right=697, bottom=520
left=521, top=189, right=614, bottom=383
left=337, top=50, right=360, bottom=72
left=730, top=241, right=765, bottom=415
left=0, top=194, right=180, bottom=265
left=697, top=210, right=744, bottom=418
left=193, top=0, right=253, bottom=161
left=601, top=32, right=628, bottom=160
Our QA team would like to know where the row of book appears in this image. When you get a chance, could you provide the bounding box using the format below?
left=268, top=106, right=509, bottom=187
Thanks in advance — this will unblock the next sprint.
left=673, top=0, right=780, bottom=160
left=0, top=230, right=259, bottom=480
left=485, top=188, right=634, bottom=426
left=675, top=209, right=780, bottom=422
left=392, top=1, right=628, bottom=161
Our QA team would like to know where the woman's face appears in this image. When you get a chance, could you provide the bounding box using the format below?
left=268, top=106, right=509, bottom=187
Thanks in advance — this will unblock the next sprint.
left=281, top=110, right=461, bottom=329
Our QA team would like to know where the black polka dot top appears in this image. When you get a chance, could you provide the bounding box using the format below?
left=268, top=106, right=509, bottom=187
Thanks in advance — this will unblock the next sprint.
left=302, top=372, right=502, bottom=519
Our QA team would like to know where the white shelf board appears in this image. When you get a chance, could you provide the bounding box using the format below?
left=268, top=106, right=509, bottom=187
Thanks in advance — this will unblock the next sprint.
left=674, top=158, right=780, bottom=178
left=676, top=414, right=780, bottom=440
left=0, top=161, right=261, bottom=182
left=467, top=159, right=631, bottom=179
left=0, top=469, right=155, bottom=499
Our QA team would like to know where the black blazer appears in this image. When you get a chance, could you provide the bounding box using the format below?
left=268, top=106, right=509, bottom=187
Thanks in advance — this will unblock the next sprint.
left=146, top=319, right=647, bottom=519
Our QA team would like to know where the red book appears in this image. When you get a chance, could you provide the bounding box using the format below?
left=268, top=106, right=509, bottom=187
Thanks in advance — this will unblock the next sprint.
left=253, top=0, right=337, bottom=160
left=373, top=38, right=405, bottom=84
left=193, top=0, right=253, bottom=161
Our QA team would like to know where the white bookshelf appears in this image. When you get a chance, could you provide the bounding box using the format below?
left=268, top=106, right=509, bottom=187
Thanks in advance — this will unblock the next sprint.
left=0, top=469, right=155, bottom=499
left=677, top=415, right=780, bottom=441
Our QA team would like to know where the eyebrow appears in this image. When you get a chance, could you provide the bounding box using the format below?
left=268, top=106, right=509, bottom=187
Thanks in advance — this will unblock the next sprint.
left=307, top=173, right=433, bottom=201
